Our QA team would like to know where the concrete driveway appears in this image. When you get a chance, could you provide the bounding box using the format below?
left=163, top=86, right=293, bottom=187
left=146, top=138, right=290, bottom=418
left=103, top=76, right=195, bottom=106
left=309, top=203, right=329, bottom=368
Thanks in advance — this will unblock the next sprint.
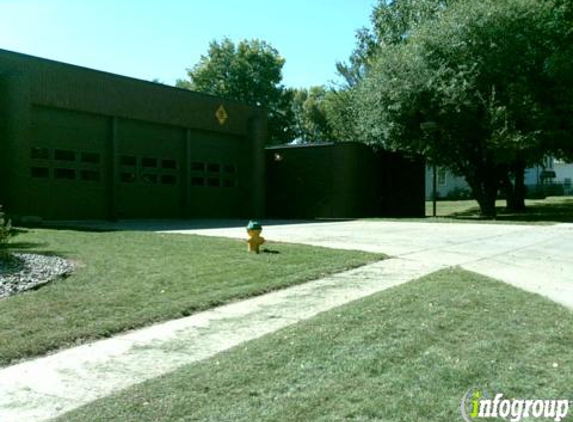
left=160, top=220, right=573, bottom=309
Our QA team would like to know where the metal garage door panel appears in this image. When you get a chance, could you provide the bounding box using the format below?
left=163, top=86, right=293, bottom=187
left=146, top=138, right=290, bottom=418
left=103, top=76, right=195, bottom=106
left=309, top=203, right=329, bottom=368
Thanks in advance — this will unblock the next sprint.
left=115, top=119, right=185, bottom=218
left=187, top=130, right=248, bottom=218
left=27, top=106, right=109, bottom=219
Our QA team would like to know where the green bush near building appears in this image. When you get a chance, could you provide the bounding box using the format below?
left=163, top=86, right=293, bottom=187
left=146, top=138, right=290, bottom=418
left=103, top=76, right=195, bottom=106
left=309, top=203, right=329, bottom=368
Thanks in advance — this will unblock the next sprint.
left=0, top=206, right=13, bottom=252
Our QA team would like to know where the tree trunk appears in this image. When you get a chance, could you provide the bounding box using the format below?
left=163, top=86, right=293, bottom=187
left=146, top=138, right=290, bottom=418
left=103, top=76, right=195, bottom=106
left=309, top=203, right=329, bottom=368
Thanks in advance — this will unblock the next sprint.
left=474, top=183, right=498, bottom=219
left=504, top=161, right=526, bottom=212
left=465, top=166, right=501, bottom=219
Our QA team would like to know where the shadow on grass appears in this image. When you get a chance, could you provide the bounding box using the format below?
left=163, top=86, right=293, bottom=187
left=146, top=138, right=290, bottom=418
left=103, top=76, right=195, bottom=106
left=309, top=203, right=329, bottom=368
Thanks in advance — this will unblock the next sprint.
left=2, top=226, right=64, bottom=257
left=262, top=248, right=280, bottom=254
left=3, top=239, right=69, bottom=258
left=0, top=253, right=25, bottom=275
left=6, top=241, right=51, bottom=251
left=32, top=218, right=357, bottom=233
left=449, top=198, right=573, bottom=223
left=35, top=224, right=119, bottom=233
left=11, top=228, right=30, bottom=236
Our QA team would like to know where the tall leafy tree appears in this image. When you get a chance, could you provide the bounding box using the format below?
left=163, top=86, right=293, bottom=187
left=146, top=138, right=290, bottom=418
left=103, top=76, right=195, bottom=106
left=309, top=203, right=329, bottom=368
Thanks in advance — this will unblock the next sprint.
left=322, top=89, right=361, bottom=143
left=354, top=0, right=573, bottom=217
left=331, top=0, right=457, bottom=149
left=177, top=38, right=295, bottom=144
left=291, top=86, right=334, bottom=143
left=336, top=0, right=455, bottom=87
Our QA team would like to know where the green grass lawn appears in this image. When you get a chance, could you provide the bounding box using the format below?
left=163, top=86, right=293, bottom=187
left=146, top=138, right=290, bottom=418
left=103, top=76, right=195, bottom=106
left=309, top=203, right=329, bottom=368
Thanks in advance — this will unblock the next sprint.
left=426, top=196, right=573, bottom=224
left=55, top=268, right=573, bottom=422
left=0, top=229, right=382, bottom=366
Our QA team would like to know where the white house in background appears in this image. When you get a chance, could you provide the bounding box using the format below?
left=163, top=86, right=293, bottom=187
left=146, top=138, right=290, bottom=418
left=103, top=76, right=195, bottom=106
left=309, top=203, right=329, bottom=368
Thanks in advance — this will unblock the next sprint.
left=424, top=166, right=471, bottom=199
left=554, top=159, right=573, bottom=195
left=425, top=157, right=573, bottom=199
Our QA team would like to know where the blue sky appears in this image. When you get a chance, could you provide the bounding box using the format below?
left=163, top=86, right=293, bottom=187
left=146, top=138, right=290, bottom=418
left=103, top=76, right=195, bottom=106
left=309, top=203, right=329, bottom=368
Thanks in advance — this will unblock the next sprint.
left=0, top=0, right=376, bottom=88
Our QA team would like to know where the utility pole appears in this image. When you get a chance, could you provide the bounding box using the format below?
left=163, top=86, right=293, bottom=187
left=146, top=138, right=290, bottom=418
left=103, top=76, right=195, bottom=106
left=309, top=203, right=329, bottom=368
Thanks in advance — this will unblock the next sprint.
left=420, top=120, right=439, bottom=218
left=432, top=164, right=437, bottom=217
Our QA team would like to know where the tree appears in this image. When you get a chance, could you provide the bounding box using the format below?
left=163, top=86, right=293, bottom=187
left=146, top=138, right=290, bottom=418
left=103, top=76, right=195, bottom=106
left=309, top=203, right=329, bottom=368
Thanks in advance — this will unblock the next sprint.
left=331, top=0, right=458, bottom=147
left=0, top=205, right=13, bottom=256
left=291, top=86, right=334, bottom=143
left=336, top=0, right=456, bottom=88
left=177, top=38, right=295, bottom=144
left=290, top=87, right=362, bottom=144
left=322, top=89, right=361, bottom=143
left=354, top=0, right=573, bottom=217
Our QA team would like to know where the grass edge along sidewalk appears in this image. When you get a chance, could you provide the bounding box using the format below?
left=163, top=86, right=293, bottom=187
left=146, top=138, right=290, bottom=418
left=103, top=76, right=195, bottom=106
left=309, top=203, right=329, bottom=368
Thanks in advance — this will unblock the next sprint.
left=55, top=267, right=573, bottom=422
left=0, top=228, right=383, bottom=367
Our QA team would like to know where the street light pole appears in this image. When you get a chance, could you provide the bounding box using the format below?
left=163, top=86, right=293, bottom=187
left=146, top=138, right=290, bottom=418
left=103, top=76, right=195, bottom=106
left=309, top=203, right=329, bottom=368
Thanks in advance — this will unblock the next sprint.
left=420, top=120, right=439, bottom=218
left=432, top=164, right=437, bottom=217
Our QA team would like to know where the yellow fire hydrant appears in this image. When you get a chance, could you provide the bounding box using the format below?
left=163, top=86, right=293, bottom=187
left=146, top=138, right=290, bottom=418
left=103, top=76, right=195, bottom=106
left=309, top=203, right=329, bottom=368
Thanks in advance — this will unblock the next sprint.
left=246, top=220, right=265, bottom=253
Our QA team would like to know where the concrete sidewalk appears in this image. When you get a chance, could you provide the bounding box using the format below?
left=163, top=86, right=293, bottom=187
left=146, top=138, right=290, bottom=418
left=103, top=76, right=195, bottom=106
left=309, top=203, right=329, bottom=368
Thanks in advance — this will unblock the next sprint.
left=0, top=258, right=444, bottom=422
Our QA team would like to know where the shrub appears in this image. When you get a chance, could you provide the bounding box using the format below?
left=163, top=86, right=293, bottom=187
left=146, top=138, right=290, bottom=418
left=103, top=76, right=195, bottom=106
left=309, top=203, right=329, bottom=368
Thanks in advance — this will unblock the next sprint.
left=0, top=205, right=13, bottom=249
